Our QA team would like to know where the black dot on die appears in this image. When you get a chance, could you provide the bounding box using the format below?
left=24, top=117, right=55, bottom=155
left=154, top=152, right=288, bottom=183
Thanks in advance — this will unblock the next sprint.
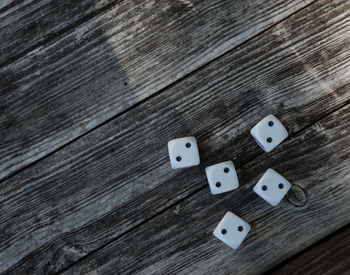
left=262, top=185, right=267, bottom=191
left=268, top=121, right=274, bottom=126
left=224, top=167, right=230, bottom=173
left=216, top=182, right=221, bottom=188
left=186, top=142, right=191, bottom=148
left=238, top=226, right=243, bottom=232
left=176, top=156, right=182, bottom=162
left=279, top=183, right=284, bottom=189
left=267, top=137, right=273, bottom=143
left=222, top=229, right=227, bottom=235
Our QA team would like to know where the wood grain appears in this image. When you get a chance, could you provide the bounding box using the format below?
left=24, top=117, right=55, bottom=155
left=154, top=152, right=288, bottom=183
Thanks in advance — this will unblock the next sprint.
left=0, top=0, right=349, bottom=273
left=0, top=0, right=316, bottom=180
left=0, top=0, right=116, bottom=66
left=63, top=103, right=350, bottom=274
left=268, top=224, right=350, bottom=275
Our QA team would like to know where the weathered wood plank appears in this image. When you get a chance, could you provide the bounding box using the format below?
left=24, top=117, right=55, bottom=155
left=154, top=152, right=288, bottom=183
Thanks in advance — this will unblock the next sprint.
left=63, top=103, right=350, bottom=274
left=268, top=224, right=350, bottom=275
left=0, top=0, right=116, bottom=66
left=0, top=0, right=316, bottom=180
left=1, top=0, right=349, bottom=272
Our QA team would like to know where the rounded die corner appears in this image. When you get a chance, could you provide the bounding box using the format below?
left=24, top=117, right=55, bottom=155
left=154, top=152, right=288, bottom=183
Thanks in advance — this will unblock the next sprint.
left=250, top=126, right=258, bottom=137
left=285, top=181, right=292, bottom=190
left=224, top=160, right=235, bottom=167
left=187, top=136, right=197, bottom=142
left=266, top=114, right=278, bottom=120
left=269, top=200, right=280, bottom=207
left=167, top=140, right=174, bottom=150
left=281, top=129, right=289, bottom=140
left=266, top=168, right=277, bottom=174
left=252, top=184, right=259, bottom=194
left=205, top=164, right=214, bottom=175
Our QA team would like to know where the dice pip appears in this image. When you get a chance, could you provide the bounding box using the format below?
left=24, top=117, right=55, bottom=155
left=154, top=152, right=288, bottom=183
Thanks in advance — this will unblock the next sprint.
left=168, top=137, right=200, bottom=169
left=213, top=212, right=251, bottom=249
left=205, top=161, right=239, bottom=195
left=253, top=168, right=291, bottom=206
left=250, top=114, right=288, bottom=153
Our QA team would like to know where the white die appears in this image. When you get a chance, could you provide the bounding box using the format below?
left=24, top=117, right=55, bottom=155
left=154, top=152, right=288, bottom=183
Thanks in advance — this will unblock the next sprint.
left=250, top=114, right=288, bottom=153
left=168, top=137, right=200, bottom=169
left=205, top=161, right=239, bottom=195
left=213, top=212, right=251, bottom=249
left=253, top=169, right=291, bottom=206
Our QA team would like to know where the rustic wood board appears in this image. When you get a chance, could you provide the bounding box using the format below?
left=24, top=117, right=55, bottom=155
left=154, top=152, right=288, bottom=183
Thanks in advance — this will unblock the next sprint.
left=63, top=103, right=350, bottom=274
left=269, top=224, right=350, bottom=275
left=0, top=0, right=316, bottom=180
left=0, top=0, right=117, bottom=66
left=0, top=0, right=349, bottom=273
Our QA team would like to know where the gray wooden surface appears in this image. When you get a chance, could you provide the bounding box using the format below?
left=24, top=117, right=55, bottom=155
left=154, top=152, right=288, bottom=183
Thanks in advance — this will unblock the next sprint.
left=0, top=0, right=315, bottom=180
left=0, top=0, right=349, bottom=274
left=269, top=225, right=350, bottom=275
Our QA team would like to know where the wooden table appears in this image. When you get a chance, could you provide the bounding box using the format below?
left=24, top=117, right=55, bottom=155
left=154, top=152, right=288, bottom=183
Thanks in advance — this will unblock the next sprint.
left=1, top=0, right=349, bottom=273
